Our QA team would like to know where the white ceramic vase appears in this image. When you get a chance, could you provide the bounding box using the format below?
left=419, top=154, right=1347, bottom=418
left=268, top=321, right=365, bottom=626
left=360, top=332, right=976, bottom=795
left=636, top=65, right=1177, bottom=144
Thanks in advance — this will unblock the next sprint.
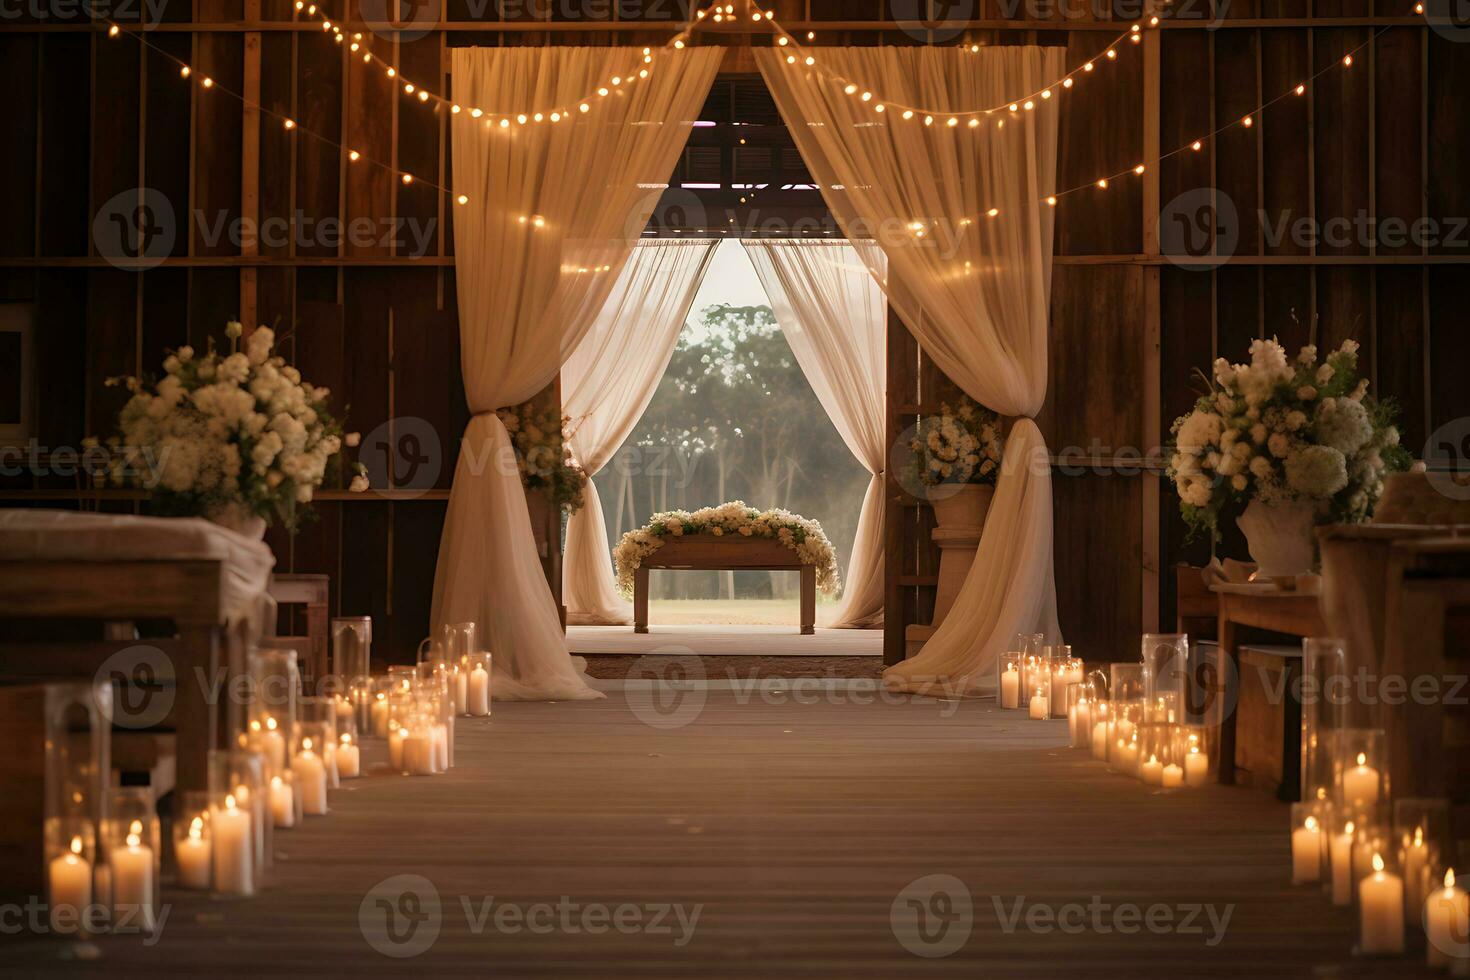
left=207, top=501, right=268, bottom=540
left=1237, top=498, right=1316, bottom=579
left=930, top=483, right=993, bottom=530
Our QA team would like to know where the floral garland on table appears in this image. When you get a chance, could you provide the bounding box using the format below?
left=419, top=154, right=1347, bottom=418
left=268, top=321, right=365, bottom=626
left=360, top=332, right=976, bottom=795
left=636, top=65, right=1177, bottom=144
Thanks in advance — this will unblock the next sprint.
left=496, top=403, right=588, bottom=514
left=613, top=501, right=841, bottom=598
left=91, top=321, right=363, bottom=532
left=1167, top=337, right=1409, bottom=541
left=908, top=394, right=1004, bottom=487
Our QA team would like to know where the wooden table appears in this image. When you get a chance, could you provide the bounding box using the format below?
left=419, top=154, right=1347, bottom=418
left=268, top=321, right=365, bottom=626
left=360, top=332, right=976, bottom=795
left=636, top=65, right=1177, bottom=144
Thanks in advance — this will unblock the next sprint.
left=634, top=534, right=816, bottom=635
left=1211, top=583, right=1327, bottom=787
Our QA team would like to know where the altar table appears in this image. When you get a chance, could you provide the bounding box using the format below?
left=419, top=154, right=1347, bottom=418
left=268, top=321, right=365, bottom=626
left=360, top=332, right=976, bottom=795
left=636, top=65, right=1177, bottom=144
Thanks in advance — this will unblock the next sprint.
left=634, top=534, right=816, bottom=635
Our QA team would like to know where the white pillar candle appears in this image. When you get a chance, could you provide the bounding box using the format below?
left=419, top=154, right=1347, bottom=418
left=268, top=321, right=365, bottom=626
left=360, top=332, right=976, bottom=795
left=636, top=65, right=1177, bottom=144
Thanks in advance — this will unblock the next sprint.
left=337, top=734, right=361, bottom=778
left=48, top=836, right=92, bottom=932
left=1291, top=816, right=1323, bottom=884
left=1342, top=752, right=1381, bottom=807
left=371, top=696, right=390, bottom=738
left=404, top=732, right=435, bottom=775
left=1117, top=738, right=1139, bottom=776
left=1141, top=754, right=1163, bottom=785
left=323, top=741, right=340, bottom=789
left=110, top=822, right=155, bottom=932
left=1359, top=855, right=1405, bottom=955
left=1091, top=720, right=1108, bottom=760
left=389, top=728, right=406, bottom=770
left=1184, top=747, right=1209, bottom=787
left=1028, top=691, right=1048, bottom=720
left=1330, top=822, right=1355, bottom=906
left=1116, top=717, right=1136, bottom=743
left=1068, top=661, right=1084, bottom=685
left=1000, top=665, right=1019, bottom=710
left=176, top=818, right=211, bottom=890
left=270, top=776, right=295, bottom=829
left=454, top=668, right=469, bottom=715
left=1162, top=763, right=1184, bottom=788
left=212, top=796, right=253, bottom=895
left=469, top=664, right=491, bottom=716
left=1426, top=870, right=1469, bottom=969
left=293, top=740, right=329, bottom=816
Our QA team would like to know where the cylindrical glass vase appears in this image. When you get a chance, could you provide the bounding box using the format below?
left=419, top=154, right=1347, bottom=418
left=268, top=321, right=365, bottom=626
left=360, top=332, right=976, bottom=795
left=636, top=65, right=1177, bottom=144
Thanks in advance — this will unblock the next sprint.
left=105, top=787, right=159, bottom=934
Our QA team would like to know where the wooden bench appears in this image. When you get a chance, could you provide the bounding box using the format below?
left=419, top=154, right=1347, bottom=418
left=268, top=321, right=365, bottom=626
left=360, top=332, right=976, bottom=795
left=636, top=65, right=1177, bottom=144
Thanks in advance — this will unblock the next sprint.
left=267, top=573, right=330, bottom=688
left=633, top=534, right=816, bottom=635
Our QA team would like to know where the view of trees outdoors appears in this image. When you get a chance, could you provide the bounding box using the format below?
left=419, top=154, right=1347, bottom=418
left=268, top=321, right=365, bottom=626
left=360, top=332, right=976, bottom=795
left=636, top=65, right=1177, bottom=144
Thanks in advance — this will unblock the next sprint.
left=590, top=286, right=870, bottom=615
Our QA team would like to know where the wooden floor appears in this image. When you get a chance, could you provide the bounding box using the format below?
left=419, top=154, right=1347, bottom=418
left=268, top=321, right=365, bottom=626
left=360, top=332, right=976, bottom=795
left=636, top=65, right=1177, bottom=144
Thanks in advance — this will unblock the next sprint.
left=13, top=693, right=1437, bottom=977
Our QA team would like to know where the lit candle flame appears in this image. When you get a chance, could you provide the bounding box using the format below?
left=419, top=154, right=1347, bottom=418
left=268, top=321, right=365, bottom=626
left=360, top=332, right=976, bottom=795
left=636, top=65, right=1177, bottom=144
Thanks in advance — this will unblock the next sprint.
left=188, top=817, right=204, bottom=840
left=1304, top=816, right=1318, bottom=832
left=1447, top=869, right=1457, bottom=890
left=1355, top=752, right=1366, bottom=766
left=1372, top=853, right=1384, bottom=874
left=341, top=733, right=353, bottom=745
left=302, top=737, right=313, bottom=752
left=1345, top=820, right=1355, bottom=835
left=225, top=794, right=238, bottom=810
left=266, top=717, right=278, bottom=731
left=69, top=836, right=83, bottom=856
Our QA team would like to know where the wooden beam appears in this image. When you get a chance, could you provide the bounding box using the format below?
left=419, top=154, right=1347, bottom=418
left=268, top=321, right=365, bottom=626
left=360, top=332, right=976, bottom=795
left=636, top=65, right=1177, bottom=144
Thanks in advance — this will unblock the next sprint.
left=240, top=0, right=261, bottom=331
left=1140, top=13, right=1162, bottom=636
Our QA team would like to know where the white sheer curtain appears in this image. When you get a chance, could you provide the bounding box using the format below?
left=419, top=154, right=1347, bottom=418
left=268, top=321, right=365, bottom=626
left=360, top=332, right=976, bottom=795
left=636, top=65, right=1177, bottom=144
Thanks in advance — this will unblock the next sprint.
left=757, top=45, right=1064, bottom=695
left=742, top=239, right=886, bottom=629
left=433, top=46, right=721, bottom=700
left=562, top=238, right=719, bottom=625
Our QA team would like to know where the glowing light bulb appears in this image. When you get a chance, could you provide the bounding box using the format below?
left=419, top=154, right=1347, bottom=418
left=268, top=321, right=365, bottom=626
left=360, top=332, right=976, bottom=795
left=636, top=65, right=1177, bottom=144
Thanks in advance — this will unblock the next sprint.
left=946, top=117, right=958, bottom=127
left=1062, top=78, right=1073, bottom=88
left=1133, top=163, right=1145, bottom=174
left=1106, top=48, right=1116, bottom=59
left=923, top=115, right=933, bottom=126
left=844, top=84, right=857, bottom=94
left=1190, top=140, right=1202, bottom=151
left=1242, top=115, right=1253, bottom=127
left=1343, top=54, right=1353, bottom=67
left=1295, top=83, right=1305, bottom=95
left=180, top=65, right=191, bottom=78
left=1096, top=178, right=1108, bottom=189
left=901, top=110, right=914, bottom=120
left=202, top=77, right=214, bottom=88
left=804, top=56, right=815, bottom=65
left=284, top=118, right=296, bottom=130
left=108, top=24, right=120, bottom=37
left=404, top=83, right=415, bottom=94
left=967, top=117, right=980, bottom=128
left=348, top=150, right=360, bottom=161
left=401, top=173, right=413, bottom=184
left=986, top=207, right=999, bottom=217
left=456, top=194, right=468, bottom=205
left=579, top=103, right=590, bottom=113
left=1046, top=195, right=1057, bottom=206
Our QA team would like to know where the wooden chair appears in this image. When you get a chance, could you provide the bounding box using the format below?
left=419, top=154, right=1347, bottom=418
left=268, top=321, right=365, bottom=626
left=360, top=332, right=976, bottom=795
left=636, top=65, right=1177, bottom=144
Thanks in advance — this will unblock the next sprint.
left=266, top=573, right=330, bottom=688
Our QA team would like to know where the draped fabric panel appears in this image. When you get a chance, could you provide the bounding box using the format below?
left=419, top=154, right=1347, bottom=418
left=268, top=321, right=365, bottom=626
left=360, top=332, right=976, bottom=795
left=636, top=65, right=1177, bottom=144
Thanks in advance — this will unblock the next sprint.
left=757, top=46, right=1064, bottom=694
left=433, top=46, right=721, bottom=699
left=562, top=239, right=720, bottom=626
left=742, top=239, right=887, bottom=629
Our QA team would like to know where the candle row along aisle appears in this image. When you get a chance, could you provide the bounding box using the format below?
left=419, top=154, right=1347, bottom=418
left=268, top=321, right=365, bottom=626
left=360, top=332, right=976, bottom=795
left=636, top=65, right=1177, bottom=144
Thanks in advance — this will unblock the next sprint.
left=1285, top=636, right=1469, bottom=969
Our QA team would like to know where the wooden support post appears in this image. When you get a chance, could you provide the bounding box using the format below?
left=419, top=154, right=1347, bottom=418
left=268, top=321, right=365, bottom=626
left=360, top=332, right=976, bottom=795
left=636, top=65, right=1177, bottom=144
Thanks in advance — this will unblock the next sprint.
left=240, top=0, right=261, bottom=331
left=1141, top=16, right=1163, bottom=636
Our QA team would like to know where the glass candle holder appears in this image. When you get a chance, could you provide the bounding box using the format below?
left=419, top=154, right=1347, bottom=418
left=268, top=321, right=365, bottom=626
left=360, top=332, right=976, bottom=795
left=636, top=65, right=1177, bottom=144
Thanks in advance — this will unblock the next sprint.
left=105, top=787, right=159, bottom=934
left=1424, top=843, right=1469, bottom=969
left=998, top=655, right=1021, bottom=710
left=1141, top=720, right=1183, bottom=788
left=1107, top=700, right=1142, bottom=776
left=1141, top=633, right=1190, bottom=708
left=1026, top=660, right=1053, bottom=721
left=299, top=697, right=340, bottom=789
left=210, top=747, right=272, bottom=874
left=292, top=722, right=332, bottom=816
left=1335, top=728, right=1388, bottom=814
left=465, top=651, right=492, bottom=717
left=173, top=790, right=213, bottom=891
left=1110, top=662, right=1146, bottom=705
left=1357, top=845, right=1406, bottom=957
left=1067, top=681, right=1095, bottom=749
left=335, top=709, right=361, bottom=779
left=209, top=789, right=255, bottom=897
left=1176, top=724, right=1212, bottom=788
left=369, top=682, right=392, bottom=739
left=1290, top=799, right=1328, bottom=885
left=1300, top=637, right=1347, bottom=804
left=417, top=661, right=454, bottom=769
left=269, top=770, right=298, bottom=830
left=1394, top=798, right=1451, bottom=925
left=1047, top=648, right=1072, bottom=718
left=1352, top=822, right=1393, bottom=905
left=43, top=680, right=111, bottom=934
left=1088, top=699, right=1111, bottom=760
left=247, top=647, right=300, bottom=776
left=399, top=707, right=438, bottom=777
left=331, top=615, right=373, bottom=683
left=45, top=815, right=97, bottom=934
left=441, top=621, right=477, bottom=664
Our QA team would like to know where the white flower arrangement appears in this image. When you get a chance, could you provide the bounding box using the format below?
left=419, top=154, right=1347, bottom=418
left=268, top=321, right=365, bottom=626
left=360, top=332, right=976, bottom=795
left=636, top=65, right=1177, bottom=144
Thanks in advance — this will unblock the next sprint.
left=1167, top=337, right=1409, bottom=539
left=93, top=321, right=362, bottom=531
left=908, top=394, right=1003, bottom=487
left=613, top=500, right=841, bottom=598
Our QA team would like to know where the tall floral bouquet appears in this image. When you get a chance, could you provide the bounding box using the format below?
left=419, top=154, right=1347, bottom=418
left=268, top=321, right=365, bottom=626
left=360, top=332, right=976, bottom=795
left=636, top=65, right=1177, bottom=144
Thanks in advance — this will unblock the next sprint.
left=1167, top=337, right=1409, bottom=540
left=908, top=394, right=1003, bottom=487
left=91, top=322, right=362, bottom=533
left=496, top=403, right=587, bottom=514
left=613, top=501, right=840, bottom=597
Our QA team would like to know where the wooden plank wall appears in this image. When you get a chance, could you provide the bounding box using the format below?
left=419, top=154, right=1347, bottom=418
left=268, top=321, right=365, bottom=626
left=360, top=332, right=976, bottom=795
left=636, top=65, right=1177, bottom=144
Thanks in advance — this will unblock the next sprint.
left=1, top=1, right=1467, bottom=666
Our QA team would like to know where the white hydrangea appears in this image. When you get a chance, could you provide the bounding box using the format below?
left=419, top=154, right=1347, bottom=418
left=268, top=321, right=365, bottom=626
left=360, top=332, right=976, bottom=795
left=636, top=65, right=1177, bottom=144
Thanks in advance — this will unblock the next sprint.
left=1314, top=396, right=1373, bottom=456
left=1285, top=445, right=1349, bottom=498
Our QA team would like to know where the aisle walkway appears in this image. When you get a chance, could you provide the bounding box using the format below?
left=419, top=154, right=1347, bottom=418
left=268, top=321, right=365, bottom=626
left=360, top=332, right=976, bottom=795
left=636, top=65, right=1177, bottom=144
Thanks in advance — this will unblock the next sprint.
left=15, top=692, right=1430, bottom=977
